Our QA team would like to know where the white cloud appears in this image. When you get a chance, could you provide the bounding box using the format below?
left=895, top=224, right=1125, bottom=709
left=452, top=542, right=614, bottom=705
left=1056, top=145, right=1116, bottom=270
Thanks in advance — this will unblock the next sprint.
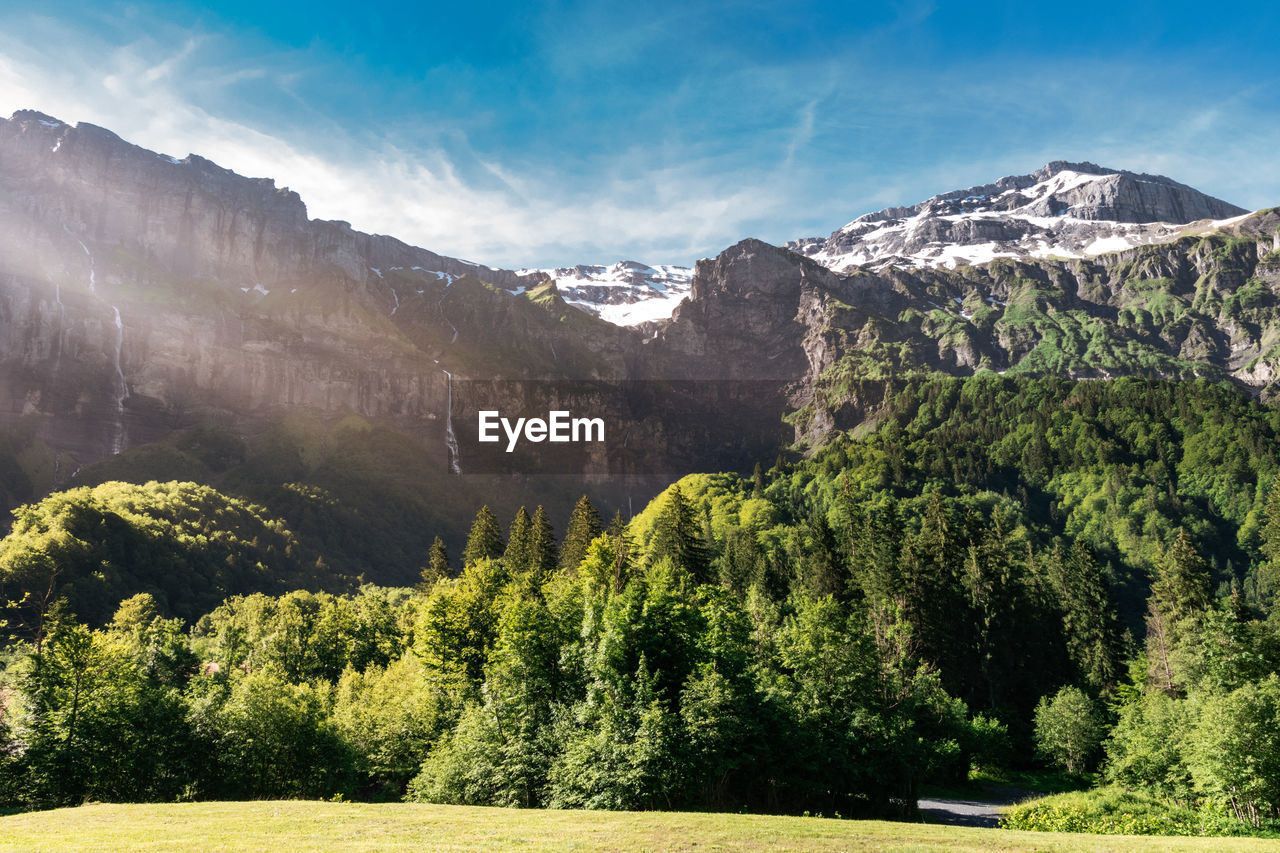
left=0, top=26, right=804, bottom=268
left=1, top=12, right=1278, bottom=272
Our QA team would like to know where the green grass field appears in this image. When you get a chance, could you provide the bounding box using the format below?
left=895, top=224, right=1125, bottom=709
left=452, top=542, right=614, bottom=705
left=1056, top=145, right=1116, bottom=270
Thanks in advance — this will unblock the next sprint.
left=1, top=802, right=1277, bottom=852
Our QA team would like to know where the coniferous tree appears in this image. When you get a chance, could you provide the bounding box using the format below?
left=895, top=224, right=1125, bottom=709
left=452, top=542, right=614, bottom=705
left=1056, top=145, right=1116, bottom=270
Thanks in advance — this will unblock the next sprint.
left=528, top=506, right=558, bottom=581
left=963, top=510, right=1017, bottom=710
left=903, top=492, right=968, bottom=683
left=504, top=507, right=533, bottom=574
left=647, top=485, right=710, bottom=583
left=1257, top=481, right=1280, bottom=614
left=700, top=506, right=718, bottom=564
left=1047, top=539, right=1121, bottom=694
left=1152, top=529, right=1213, bottom=624
left=800, top=511, right=842, bottom=600
left=560, top=495, right=603, bottom=572
left=719, top=527, right=762, bottom=595
left=1146, top=529, right=1213, bottom=695
left=607, top=510, right=635, bottom=593
left=423, top=537, right=450, bottom=585
left=463, top=506, right=504, bottom=567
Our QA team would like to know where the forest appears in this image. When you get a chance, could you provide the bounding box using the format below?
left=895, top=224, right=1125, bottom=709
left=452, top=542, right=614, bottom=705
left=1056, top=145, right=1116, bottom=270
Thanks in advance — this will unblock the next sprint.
left=2, top=375, right=1280, bottom=836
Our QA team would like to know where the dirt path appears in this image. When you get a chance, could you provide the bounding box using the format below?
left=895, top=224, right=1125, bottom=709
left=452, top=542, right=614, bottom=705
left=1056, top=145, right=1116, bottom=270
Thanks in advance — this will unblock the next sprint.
left=917, top=786, right=1033, bottom=828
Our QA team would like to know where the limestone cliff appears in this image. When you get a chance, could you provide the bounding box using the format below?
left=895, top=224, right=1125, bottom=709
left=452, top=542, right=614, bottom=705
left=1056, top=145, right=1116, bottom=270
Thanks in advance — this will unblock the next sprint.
left=3, top=109, right=1280, bottom=522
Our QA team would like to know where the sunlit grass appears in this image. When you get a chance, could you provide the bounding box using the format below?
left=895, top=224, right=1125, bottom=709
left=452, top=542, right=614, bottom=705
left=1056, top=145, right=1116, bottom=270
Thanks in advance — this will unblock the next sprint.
left=1, top=802, right=1278, bottom=852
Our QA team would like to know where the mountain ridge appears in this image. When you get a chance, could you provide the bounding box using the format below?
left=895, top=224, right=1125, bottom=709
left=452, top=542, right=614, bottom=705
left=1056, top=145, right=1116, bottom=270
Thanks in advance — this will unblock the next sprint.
left=3, top=108, right=1280, bottom=553
left=787, top=160, right=1248, bottom=273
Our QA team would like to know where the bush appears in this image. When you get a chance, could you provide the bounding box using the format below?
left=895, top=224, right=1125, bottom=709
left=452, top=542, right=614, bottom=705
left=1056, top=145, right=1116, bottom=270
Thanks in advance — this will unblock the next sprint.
left=1033, top=686, right=1102, bottom=773
left=1001, top=787, right=1271, bottom=837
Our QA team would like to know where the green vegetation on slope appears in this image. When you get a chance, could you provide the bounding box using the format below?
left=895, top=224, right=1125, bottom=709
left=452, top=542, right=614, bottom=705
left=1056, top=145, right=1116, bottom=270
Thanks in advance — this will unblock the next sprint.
left=0, top=480, right=330, bottom=630
left=2, top=376, right=1280, bottom=838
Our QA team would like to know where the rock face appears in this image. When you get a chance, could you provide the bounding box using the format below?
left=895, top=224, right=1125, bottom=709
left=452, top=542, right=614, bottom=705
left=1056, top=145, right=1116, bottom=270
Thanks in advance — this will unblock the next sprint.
left=646, top=211, right=1280, bottom=444
left=0, top=111, right=778, bottom=494
left=0, top=110, right=627, bottom=474
left=788, top=161, right=1249, bottom=272
left=2, top=110, right=1280, bottom=515
left=0, top=111, right=534, bottom=291
left=649, top=239, right=834, bottom=380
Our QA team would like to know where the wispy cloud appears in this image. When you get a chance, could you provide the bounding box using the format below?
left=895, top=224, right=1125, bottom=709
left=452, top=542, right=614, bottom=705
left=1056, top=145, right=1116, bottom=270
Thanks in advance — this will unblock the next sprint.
left=0, top=6, right=1278, bottom=271
left=0, top=20, right=812, bottom=267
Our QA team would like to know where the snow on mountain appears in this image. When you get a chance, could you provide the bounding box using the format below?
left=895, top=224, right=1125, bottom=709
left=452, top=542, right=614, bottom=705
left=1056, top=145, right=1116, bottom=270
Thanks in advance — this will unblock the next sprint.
left=788, top=161, right=1248, bottom=272
left=520, top=261, right=693, bottom=326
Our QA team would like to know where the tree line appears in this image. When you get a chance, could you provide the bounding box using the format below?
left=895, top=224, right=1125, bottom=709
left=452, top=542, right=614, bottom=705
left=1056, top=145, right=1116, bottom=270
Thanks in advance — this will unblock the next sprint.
left=2, top=375, right=1280, bottom=833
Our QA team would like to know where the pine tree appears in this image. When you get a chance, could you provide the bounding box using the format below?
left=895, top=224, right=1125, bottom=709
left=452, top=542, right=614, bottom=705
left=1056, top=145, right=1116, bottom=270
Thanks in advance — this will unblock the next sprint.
left=719, top=527, right=761, bottom=595
left=422, top=536, right=450, bottom=585
left=646, top=485, right=709, bottom=583
left=504, top=507, right=533, bottom=573
left=1047, top=539, right=1121, bottom=693
left=607, top=510, right=635, bottom=593
left=560, top=495, right=603, bottom=572
left=800, top=510, right=842, bottom=600
left=463, top=505, right=505, bottom=567
left=751, top=462, right=764, bottom=498
left=1228, top=578, right=1251, bottom=623
left=903, top=492, right=968, bottom=681
left=700, top=506, right=717, bottom=562
left=528, top=506, right=558, bottom=580
left=1146, top=528, right=1213, bottom=695
left=1260, top=479, right=1280, bottom=565
left=1255, top=481, right=1280, bottom=614
left=1152, top=529, right=1213, bottom=624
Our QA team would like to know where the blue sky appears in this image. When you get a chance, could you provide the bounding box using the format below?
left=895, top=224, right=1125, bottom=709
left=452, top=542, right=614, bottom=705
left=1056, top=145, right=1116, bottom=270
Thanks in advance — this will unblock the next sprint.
left=1, top=1, right=1278, bottom=268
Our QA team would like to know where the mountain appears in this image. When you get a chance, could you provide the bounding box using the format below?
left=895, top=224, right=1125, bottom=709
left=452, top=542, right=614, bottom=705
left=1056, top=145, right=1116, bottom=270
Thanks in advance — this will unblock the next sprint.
left=518, top=261, right=692, bottom=326
left=664, top=213, right=1280, bottom=444
left=3, top=108, right=1280, bottom=568
left=787, top=161, right=1249, bottom=272
left=0, top=110, right=775, bottom=552
left=545, top=162, right=1249, bottom=326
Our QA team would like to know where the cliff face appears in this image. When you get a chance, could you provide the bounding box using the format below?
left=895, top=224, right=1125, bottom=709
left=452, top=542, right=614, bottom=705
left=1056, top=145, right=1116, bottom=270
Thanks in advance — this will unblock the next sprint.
left=0, top=111, right=761, bottom=499
left=640, top=212, right=1280, bottom=444
left=0, top=111, right=616, bottom=473
left=0, top=111, right=535, bottom=290
left=3, top=110, right=1280, bottom=516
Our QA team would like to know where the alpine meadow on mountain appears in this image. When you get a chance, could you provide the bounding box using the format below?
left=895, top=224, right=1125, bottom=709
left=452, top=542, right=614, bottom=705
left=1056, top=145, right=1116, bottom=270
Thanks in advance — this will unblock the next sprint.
left=2, top=1, right=1280, bottom=848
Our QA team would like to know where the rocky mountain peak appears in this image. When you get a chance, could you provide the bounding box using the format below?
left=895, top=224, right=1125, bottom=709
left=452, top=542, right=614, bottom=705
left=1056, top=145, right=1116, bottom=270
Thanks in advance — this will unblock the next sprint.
left=9, top=109, right=65, bottom=127
left=788, top=162, right=1248, bottom=273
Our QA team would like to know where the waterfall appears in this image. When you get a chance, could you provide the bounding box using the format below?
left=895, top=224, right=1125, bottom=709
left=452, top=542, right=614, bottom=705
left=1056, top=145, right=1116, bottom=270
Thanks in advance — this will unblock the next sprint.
left=437, top=283, right=459, bottom=343
left=75, top=239, right=95, bottom=293
left=390, top=288, right=400, bottom=315
left=52, top=279, right=65, bottom=365
left=443, top=370, right=461, bottom=475
left=70, top=230, right=128, bottom=454
left=109, top=306, right=129, bottom=454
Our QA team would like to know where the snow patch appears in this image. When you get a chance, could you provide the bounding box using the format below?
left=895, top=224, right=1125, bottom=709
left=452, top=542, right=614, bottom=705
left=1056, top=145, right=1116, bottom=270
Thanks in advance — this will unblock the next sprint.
left=1084, top=236, right=1139, bottom=256
left=531, top=260, right=694, bottom=326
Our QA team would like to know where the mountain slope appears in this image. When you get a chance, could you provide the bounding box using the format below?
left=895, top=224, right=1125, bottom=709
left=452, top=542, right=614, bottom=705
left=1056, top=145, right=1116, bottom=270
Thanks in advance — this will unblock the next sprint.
left=788, top=161, right=1248, bottom=271
left=3, top=109, right=1280, bottom=555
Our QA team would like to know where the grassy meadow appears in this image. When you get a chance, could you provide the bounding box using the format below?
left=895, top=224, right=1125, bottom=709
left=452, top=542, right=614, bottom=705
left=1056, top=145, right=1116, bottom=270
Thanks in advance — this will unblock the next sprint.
left=1, top=802, right=1277, bottom=852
